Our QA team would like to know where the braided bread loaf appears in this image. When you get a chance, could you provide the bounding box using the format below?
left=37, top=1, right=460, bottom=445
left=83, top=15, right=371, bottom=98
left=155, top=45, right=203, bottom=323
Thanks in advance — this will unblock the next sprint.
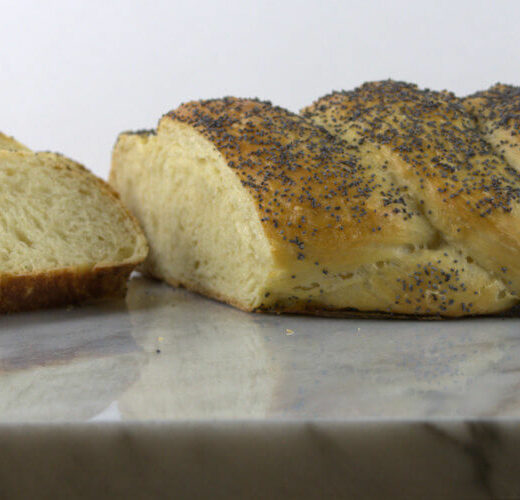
left=111, top=84, right=520, bottom=317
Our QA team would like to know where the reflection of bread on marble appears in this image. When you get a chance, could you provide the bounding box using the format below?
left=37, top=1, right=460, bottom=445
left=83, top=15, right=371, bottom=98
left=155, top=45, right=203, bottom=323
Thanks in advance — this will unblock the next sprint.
left=118, top=277, right=277, bottom=419
left=0, top=356, right=140, bottom=422
left=0, top=306, right=143, bottom=422
left=111, top=95, right=518, bottom=317
left=0, top=135, right=148, bottom=313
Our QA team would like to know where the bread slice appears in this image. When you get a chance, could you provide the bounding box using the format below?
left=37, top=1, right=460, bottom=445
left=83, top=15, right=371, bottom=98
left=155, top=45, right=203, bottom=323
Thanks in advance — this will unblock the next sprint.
left=0, top=141, right=148, bottom=313
left=110, top=97, right=516, bottom=317
left=464, top=84, right=520, bottom=173
left=0, top=132, right=30, bottom=152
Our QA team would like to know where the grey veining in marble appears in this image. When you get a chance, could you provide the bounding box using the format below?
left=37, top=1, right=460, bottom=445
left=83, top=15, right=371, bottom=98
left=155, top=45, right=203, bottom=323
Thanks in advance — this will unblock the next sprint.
left=1, top=276, right=520, bottom=499
left=0, top=421, right=518, bottom=499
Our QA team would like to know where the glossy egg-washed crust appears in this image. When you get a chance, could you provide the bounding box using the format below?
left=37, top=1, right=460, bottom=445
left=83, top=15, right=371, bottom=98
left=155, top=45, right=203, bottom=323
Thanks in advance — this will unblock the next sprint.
left=0, top=149, right=148, bottom=314
left=165, top=97, right=428, bottom=267
left=302, top=80, right=520, bottom=316
left=161, top=99, right=463, bottom=317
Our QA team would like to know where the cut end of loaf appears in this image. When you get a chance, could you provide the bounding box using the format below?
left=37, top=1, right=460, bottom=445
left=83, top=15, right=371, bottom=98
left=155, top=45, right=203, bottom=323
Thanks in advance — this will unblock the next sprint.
left=111, top=121, right=275, bottom=310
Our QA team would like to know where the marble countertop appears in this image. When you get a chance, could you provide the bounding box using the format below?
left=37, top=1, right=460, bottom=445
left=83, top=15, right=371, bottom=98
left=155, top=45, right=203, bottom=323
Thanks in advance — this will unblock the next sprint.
left=1, top=276, right=520, bottom=499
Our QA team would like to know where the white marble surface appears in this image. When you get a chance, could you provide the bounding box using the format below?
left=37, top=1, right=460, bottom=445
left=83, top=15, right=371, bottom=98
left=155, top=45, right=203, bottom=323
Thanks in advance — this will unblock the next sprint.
left=1, top=276, right=520, bottom=498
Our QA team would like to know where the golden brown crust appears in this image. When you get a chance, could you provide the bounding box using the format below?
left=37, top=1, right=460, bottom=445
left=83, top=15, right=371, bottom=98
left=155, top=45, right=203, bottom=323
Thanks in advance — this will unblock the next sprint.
left=464, top=84, right=520, bottom=172
left=302, top=81, right=520, bottom=303
left=0, top=264, right=134, bottom=314
left=302, top=82, right=520, bottom=228
left=162, top=97, right=430, bottom=268
left=464, top=84, right=520, bottom=133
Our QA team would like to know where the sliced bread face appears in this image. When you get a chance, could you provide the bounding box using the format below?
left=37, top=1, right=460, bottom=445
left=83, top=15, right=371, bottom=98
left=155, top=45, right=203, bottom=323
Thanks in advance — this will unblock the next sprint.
left=111, top=123, right=275, bottom=312
left=0, top=145, right=148, bottom=313
left=110, top=98, right=517, bottom=317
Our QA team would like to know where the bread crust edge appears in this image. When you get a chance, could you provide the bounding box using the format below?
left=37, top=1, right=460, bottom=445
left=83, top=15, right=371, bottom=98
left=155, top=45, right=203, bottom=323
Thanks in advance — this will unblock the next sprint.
left=0, top=264, right=136, bottom=314
left=142, top=271, right=519, bottom=321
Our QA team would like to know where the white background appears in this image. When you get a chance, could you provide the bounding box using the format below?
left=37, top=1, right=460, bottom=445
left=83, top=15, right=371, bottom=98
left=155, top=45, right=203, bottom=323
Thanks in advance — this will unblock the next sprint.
left=2, top=0, right=519, bottom=178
